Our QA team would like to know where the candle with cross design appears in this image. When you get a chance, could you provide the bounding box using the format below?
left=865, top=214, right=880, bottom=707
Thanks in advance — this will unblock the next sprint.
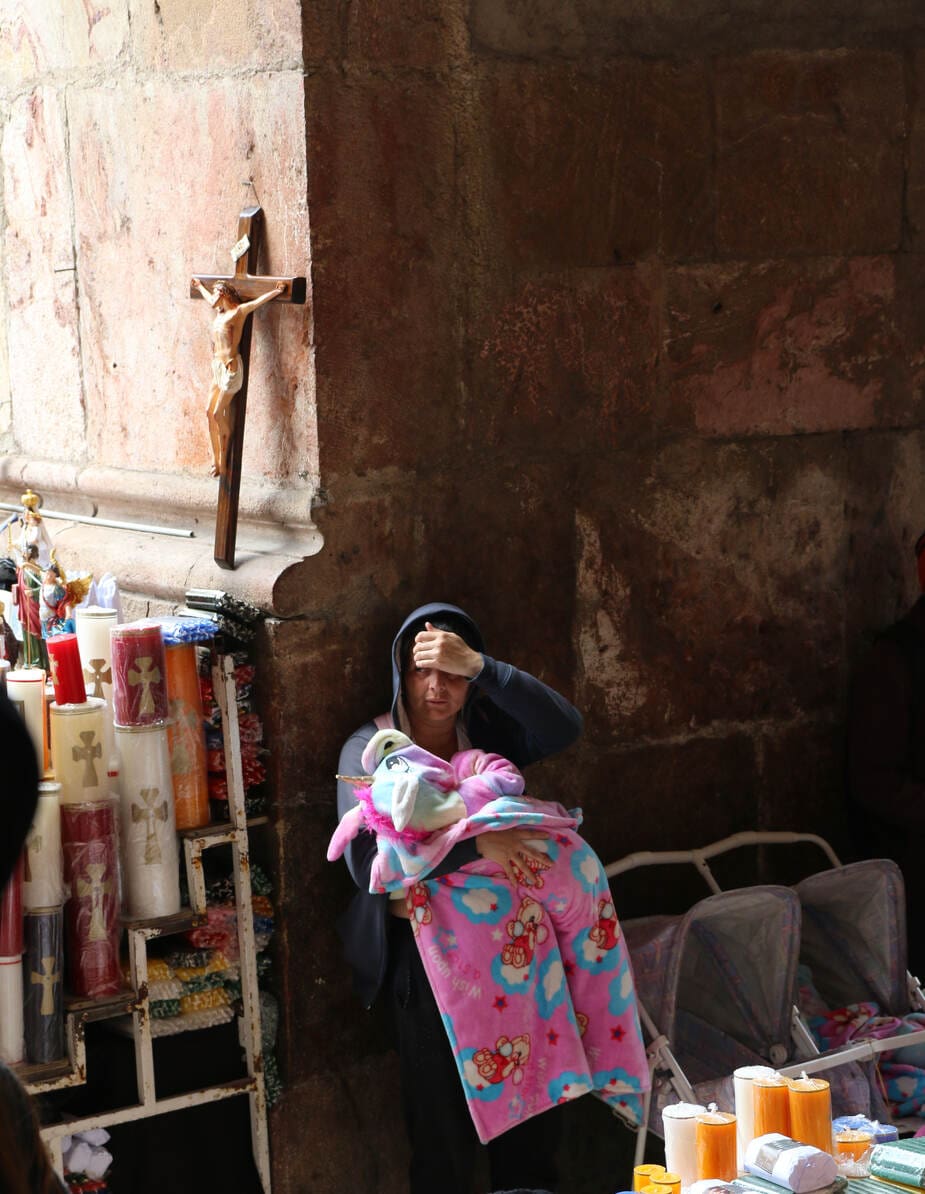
left=111, top=622, right=168, bottom=727
left=115, top=723, right=181, bottom=919
left=24, top=908, right=64, bottom=1063
left=61, top=802, right=121, bottom=998
left=49, top=698, right=108, bottom=804
left=46, top=632, right=87, bottom=704
left=23, top=781, right=64, bottom=910
left=75, top=606, right=117, bottom=700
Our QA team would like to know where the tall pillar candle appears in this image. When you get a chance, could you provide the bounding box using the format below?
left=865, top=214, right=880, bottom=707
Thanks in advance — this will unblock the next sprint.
left=696, top=1113, right=737, bottom=1182
left=23, top=781, right=64, bottom=910
left=61, top=801, right=121, bottom=998
left=753, top=1076, right=791, bottom=1140
left=663, top=1103, right=707, bottom=1191
left=0, top=955, right=24, bottom=1063
left=7, top=667, right=46, bottom=772
left=47, top=633, right=87, bottom=705
left=115, top=723, right=181, bottom=919
left=24, top=908, right=64, bottom=1063
left=164, top=643, right=209, bottom=829
left=0, top=853, right=23, bottom=955
left=788, top=1078, right=832, bottom=1154
left=50, top=699, right=107, bottom=804
left=111, top=623, right=168, bottom=727
left=75, top=606, right=117, bottom=704
left=734, top=1065, right=778, bottom=1171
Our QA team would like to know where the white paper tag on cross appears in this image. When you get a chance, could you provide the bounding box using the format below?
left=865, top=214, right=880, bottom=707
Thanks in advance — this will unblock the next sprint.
left=231, top=234, right=250, bottom=263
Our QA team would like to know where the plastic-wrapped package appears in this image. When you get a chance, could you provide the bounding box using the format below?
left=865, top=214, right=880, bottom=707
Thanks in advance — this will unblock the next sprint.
left=111, top=623, right=168, bottom=726
left=61, top=802, right=121, bottom=997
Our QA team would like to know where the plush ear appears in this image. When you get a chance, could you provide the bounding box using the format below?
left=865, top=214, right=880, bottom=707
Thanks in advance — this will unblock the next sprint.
left=361, top=728, right=413, bottom=774
left=390, top=774, right=420, bottom=832
left=326, top=805, right=364, bottom=860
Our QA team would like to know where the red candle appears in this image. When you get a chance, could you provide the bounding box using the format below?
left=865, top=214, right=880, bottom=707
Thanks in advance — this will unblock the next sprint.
left=46, top=633, right=87, bottom=704
left=0, top=853, right=23, bottom=956
left=111, top=623, right=168, bottom=727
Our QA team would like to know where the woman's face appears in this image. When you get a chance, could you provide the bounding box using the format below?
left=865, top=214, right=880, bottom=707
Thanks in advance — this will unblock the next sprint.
left=403, top=663, right=468, bottom=733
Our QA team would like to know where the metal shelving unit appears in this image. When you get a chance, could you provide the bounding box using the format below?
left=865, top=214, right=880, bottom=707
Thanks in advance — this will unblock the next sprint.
left=18, top=653, right=271, bottom=1192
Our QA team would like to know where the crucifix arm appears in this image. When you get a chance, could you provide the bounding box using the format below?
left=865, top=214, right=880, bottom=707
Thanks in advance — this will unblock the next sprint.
left=191, top=277, right=215, bottom=302
left=236, top=281, right=287, bottom=317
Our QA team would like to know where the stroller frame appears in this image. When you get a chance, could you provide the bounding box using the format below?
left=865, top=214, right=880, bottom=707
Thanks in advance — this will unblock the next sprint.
left=605, top=831, right=925, bottom=1166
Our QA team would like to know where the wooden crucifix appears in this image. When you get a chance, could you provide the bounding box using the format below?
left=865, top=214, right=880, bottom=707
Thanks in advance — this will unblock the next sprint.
left=190, top=204, right=306, bottom=570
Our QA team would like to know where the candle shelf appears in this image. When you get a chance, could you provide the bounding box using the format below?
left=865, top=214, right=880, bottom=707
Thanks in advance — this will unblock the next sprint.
left=25, top=653, right=272, bottom=1192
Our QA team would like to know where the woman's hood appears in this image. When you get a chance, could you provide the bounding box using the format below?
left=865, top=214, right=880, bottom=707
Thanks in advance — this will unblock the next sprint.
left=389, top=603, right=485, bottom=731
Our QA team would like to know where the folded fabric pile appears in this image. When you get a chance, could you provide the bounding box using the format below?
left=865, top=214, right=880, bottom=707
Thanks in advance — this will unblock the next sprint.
left=179, top=866, right=281, bottom=1104
left=63, top=1128, right=112, bottom=1192
left=199, top=658, right=268, bottom=820
left=118, top=949, right=238, bottom=1036
left=798, top=965, right=925, bottom=1117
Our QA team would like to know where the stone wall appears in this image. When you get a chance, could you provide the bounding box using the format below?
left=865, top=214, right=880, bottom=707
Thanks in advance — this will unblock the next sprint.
left=288, top=4, right=925, bottom=1191
left=3, top=1, right=925, bottom=1191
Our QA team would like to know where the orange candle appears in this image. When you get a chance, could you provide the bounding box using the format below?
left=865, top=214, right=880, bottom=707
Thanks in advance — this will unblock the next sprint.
left=633, top=1165, right=666, bottom=1191
left=788, top=1078, right=832, bottom=1154
left=652, top=1173, right=681, bottom=1194
left=753, top=1076, right=791, bottom=1139
left=835, top=1129, right=872, bottom=1161
left=695, top=1112, right=737, bottom=1181
left=164, top=643, right=210, bottom=830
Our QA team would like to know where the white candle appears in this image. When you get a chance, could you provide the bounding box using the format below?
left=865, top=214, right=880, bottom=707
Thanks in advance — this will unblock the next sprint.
left=7, top=668, right=46, bottom=772
left=0, top=955, right=24, bottom=1063
left=49, top=699, right=108, bottom=804
left=734, top=1065, right=778, bottom=1172
left=23, top=781, right=64, bottom=909
left=75, top=606, right=118, bottom=702
left=115, top=723, right=180, bottom=919
left=664, top=1102, right=707, bottom=1191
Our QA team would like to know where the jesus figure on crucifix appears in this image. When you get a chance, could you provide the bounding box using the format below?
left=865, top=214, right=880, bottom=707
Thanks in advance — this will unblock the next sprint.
left=191, top=276, right=287, bottom=476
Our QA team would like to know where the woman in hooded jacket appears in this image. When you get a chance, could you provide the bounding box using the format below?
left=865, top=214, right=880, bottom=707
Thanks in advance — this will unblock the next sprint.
left=336, top=603, right=582, bottom=1194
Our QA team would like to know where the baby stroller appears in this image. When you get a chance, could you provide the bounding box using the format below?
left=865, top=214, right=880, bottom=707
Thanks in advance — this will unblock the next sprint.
left=605, top=832, right=925, bottom=1165
left=781, top=857, right=925, bottom=1123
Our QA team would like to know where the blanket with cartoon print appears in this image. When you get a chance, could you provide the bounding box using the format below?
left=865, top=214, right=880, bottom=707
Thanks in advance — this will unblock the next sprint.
left=329, top=732, right=650, bottom=1142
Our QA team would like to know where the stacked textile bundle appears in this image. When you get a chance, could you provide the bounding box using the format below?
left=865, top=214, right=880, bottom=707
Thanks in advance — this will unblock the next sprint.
left=199, top=660, right=268, bottom=821
left=179, top=866, right=282, bottom=1104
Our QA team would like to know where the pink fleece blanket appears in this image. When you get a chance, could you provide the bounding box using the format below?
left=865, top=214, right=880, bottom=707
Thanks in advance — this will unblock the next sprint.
left=330, top=739, right=650, bottom=1142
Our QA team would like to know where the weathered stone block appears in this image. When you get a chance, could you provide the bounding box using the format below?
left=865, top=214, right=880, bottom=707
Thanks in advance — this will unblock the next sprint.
left=271, top=1056, right=406, bottom=1194
left=575, top=442, right=848, bottom=741
left=0, top=0, right=128, bottom=88
left=757, top=722, right=848, bottom=859
left=470, top=265, right=661, bottom=456
left=477, top=61, right=712, bottom=267
left=129, top=0, right=302, bottom=72
left=2, top=88, right=85, bottom=459
left=906, top=51, right=925, bottom=250
left=469, top=0, right=925, bottom=60
left=65, top=74, right=313, bottom=481
left=307, top=73, right=460, bottom=476
left=581, top=735, right=758, bottom=916
left=715, top=51, right=905, bottom=257
left=664, top=256, right=925, bottom=437
left=345, top=0, right=465, bottom=68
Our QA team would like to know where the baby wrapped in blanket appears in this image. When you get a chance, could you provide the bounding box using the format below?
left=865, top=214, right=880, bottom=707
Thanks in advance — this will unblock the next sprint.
left=329, top=730, right=650, bottom=1142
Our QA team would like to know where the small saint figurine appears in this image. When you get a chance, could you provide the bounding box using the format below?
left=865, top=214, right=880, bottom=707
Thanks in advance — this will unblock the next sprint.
left=39, top=560, right=90, bottom=639
left=191, top=277, right=287, bottom=478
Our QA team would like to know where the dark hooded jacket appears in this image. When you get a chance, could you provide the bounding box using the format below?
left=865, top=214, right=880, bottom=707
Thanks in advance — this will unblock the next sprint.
left=335, top=603, right=583, bottom=1008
